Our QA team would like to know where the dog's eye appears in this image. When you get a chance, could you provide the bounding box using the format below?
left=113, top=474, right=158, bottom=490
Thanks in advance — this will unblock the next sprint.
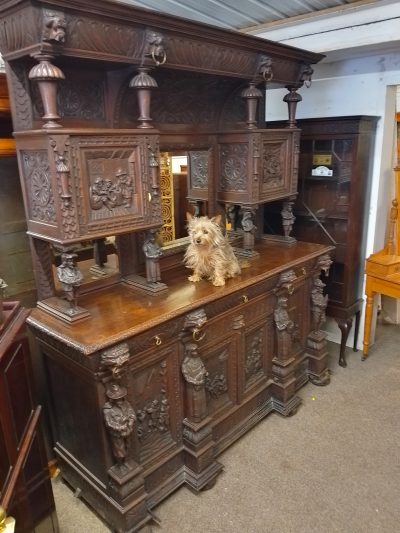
left=203, top=229, right=208, bottom=234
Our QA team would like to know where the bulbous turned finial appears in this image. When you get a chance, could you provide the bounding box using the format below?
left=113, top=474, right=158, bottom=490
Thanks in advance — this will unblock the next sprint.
left=129, top=67, right=158, bottom=128
left=29, top=53, right=65, bottom=128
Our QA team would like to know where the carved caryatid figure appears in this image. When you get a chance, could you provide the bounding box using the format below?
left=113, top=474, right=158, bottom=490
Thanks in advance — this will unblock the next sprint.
left=142, top=229, right=162, bottom=284
left=103, top=383, right=136, bottom=467
left=182, top=343, right=208, bottom=388
left=241, top=208, right=257, bottom=251
left=281, top=201, right=296, bottom=239
left=311, top=278, right=328, bottom=332
left=56, top=253, right=83, bottom=313
left=274, top=296, right=295, bottom=360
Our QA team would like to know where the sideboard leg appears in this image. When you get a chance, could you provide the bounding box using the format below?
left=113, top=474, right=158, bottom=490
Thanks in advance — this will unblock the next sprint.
left=336, top=317, right=353, bottom=368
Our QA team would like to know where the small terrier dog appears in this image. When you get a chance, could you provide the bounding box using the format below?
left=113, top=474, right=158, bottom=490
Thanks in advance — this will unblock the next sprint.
left=184, top=212, right=241, bottom=286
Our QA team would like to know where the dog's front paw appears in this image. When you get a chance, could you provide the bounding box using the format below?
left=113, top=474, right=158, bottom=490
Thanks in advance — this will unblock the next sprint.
left=188, top=273, right=201, bottom=282
left=212, top=277, right=225, bottom=286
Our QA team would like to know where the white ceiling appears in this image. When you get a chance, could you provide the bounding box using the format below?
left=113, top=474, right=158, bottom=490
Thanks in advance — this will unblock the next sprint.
left=120, top=0, right=380, bottom=31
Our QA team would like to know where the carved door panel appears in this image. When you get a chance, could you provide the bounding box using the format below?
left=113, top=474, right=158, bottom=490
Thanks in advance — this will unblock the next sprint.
left=124, top=342, right=183, bottom=466
left=16, top=131, right=161, bottom=244
left=197, top=307, right=238, bottom=417
left=240, top=318, right=274, bottom=398
left=186, top=149, right=211, bottom=203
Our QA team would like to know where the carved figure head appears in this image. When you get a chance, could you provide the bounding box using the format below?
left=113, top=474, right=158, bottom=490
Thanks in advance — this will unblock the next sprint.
left=43, top=15, right=67, bottom=43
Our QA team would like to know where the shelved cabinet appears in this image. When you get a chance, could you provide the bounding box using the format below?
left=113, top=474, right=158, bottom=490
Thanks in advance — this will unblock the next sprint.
left=293, top=116, right=378, bottom=366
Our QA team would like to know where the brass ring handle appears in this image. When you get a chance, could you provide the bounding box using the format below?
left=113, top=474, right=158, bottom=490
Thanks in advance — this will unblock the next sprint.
left=154, top=335, right=162, bottom=346
left=301, top=267, right=306, bottom=275
left=241, top=295, right=249, bottom=303
left=152, top=49, right=167, bottom=66
left=192, top=328, right=206, bottom=342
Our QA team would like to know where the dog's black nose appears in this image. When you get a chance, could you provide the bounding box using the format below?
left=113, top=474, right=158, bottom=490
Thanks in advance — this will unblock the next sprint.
left=196, top=238, right=201, bottom=244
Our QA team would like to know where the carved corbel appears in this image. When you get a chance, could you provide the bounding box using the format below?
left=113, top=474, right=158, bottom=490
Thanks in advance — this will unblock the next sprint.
left=28, top=53, right=65, bottom=128
left=258, top=55, right=273, bottom=84
left=274, top=269, right=297, bottom=296
left=181, top=308, right=207, bottom=345
left=100, top=342, right=130, bottom=381
left=42, top=10, right=67, bottom=43
left=144, top=30, right=167, bottom=66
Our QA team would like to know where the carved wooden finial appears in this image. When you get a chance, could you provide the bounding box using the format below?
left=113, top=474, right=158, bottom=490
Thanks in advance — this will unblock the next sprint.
left=28, top=53, right=65, bottom=128
left=129, top=67, right=158, bottom=128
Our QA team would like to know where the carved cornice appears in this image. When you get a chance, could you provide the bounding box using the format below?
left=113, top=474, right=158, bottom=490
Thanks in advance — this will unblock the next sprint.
left=0, top=1, right=323, bottom=82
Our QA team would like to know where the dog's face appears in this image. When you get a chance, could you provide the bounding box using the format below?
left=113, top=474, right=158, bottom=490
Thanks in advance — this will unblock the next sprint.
left=186, top=213, right=222, bottom=248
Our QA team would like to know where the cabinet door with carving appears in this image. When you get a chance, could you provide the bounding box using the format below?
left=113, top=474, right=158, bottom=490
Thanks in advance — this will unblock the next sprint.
left=124, top=340, right=183, bottom=467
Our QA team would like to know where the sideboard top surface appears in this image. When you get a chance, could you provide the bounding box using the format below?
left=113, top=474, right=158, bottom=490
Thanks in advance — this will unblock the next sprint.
left=27, top=241, right=333, bottom=355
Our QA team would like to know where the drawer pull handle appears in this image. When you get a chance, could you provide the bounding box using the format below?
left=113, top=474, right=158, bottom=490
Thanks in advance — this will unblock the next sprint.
left=241, top=295, right=249, bottom=303
left=301, top=267, right=306, bottom=275
left=154, top=335, right=162, bottom=346
left=192, top=328, right=206, bottom=342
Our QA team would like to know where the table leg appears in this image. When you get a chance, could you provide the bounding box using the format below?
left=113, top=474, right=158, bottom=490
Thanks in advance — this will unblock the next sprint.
left=337, top=318, right=353, bottom=368
left=362, top=289, right=374, bottom=360
left=353, top=310, right=361, bottom=352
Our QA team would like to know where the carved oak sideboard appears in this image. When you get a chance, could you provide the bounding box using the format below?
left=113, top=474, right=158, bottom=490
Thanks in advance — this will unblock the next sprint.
left=0, top=0, right=332, bottom=531
left=27, top=241, right=333, bottom=532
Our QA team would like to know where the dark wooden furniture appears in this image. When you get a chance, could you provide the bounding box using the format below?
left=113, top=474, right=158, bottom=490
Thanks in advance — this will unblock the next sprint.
left=0, top=1, right=334, bottom=531
left=27, top=241, right=333, bottom=532
left=363, top=167, right=400, bottom=359
left=0, top=301, right=58, bottom=533
left=287, top=116, right=377, bottom=366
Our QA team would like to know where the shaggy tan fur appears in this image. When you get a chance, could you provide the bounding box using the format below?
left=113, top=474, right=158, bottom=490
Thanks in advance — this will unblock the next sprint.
left=184, top=213, right=241, bottom=286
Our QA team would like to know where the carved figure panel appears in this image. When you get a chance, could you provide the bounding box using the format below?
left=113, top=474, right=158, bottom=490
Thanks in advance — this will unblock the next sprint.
left=201, top=339, right=236, bottom=416
left=128, top=357, right=180, bottom=464
left=219, top=143, right=248, bottom=192
left=21, top=150, right=56, bottom=223
left=68, top=135, right=159, bottom=232
left=261, top=142, right=285, bottom=191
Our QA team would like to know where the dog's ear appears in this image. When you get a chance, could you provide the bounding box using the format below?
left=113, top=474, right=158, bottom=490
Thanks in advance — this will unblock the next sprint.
left=211, top=214, right=222, bottom=226
left=186, top=212, right=193, bottom=222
